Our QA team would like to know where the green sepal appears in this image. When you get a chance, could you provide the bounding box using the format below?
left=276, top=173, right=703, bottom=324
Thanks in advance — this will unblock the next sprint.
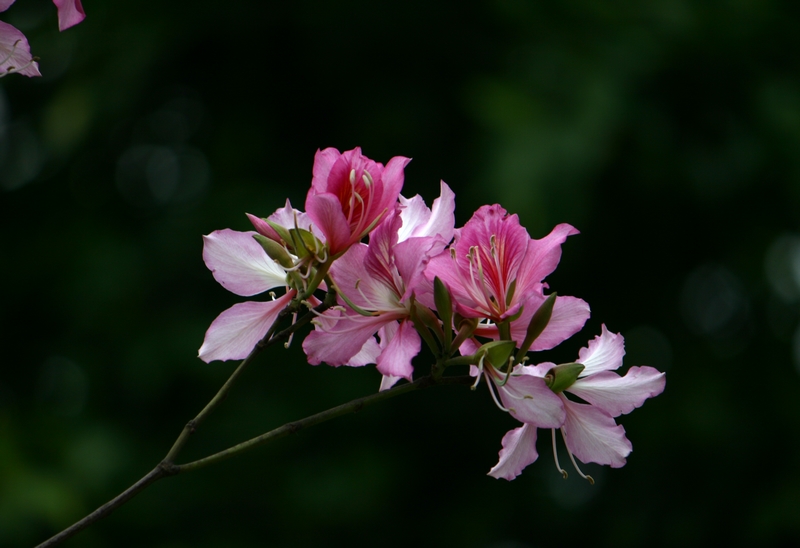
left=545, top=362, right=585, bottom=393
left=415, top=302, right=445, bottom=343
left=288, top=227, right=324, bottom=259
left=266, top=220, right=293, bottom=248
left=516, top=292, right=557, bottom=362
left=409, top=297, right=440, bottom=355
left=433, top=277, right=453, bottom=352
left=478, top=340, right=517, bottom=370
left=253, top=234, right=294, bottom=269
left=451, top=315, right=479, bottom=352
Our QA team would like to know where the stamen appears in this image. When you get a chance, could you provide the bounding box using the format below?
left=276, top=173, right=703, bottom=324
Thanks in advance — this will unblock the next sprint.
left=562, top=430, right=595, bottom=484
left=486, top=373, right=511, bottom=413
left=362, top=172, right=373, bottom=188
left=284, top=311, right=298, bottom=348
left=349, top=169, right=356, bottom=185
left=471, top=355, right=485, bottom=390
left=551, top=429, right=568, bottom=479
left=269, top=291, right=277, bottom=300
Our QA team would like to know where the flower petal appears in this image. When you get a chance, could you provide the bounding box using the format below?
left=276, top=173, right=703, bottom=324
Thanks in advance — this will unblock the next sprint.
left=488, top=424, right=539, bottom=481
left=568, top=366, right=666, bottom=417
left=497, top=374, right=565, bottom=428
left=376, top=319, right=420, bottom=381
left=52, top=0, right=85, bottom=31
left=0, top=21, right=41, bottom=77
left=198, top=294, right=293, bottom=363
left=561, top=398, right=632, bottom=468
left=397, top=181, right=455, bottom=244
left=577, top=325, right=625, bottom=375
left=203, top=229, right=287, bottom=296
left=302, top=312, right=392, bottom=366
left=305, top=192, right=352, bottom=256
left=515, top=223, right=579, bottom=293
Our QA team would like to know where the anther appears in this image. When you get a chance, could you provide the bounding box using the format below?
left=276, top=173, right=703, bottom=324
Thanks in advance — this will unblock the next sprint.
left=349, top=169, right=356, bottom=185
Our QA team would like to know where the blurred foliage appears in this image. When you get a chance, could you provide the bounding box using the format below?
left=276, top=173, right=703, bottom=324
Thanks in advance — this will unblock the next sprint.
left=2, top=0, right=800, bottom=546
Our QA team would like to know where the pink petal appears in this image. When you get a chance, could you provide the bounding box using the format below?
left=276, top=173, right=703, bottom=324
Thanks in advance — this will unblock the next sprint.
left=305, top=193, right=352, bottom=256
left=561, top=398, right=632, bottom=468
left=52, top=0, right=85, bottom=31
left=515, top=223, right=579, bottom=293
left=310, top=147, right=344, bottom=193
left=302, top=313, right=392, bottom=366
left=198, top=293, right=293, bottom=363
left=488, top=424, right=539, bottom=481
left=568, top=366, right=666, bottom=417
left=398, top=181, right=455, bottom=243
left=497, top=374, right=566, bottom=428
left=0, top=21, right=41, bottom=77
left=0, top=1, right=16, bottom=13
left=203, top=229, right=287, bottom=296
left=577, top=325, right=625, bottom=375
left=376, top=319, right=420, bottom=381
left=379, top=374, right=402, bottom=391
left=373, top=155, right=410, bottom=219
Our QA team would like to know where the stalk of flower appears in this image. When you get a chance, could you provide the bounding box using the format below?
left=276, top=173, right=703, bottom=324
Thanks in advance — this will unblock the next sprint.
left=303, top=183, right=455, bottom=388
left=488, top=325, right=666, bottom=481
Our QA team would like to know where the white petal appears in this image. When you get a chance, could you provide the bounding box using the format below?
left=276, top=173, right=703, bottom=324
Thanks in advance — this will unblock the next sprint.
left=577, top=325, right=625, bottom=375
left=568, top=366, right=666, bottom=417
left=203, top=229, right=287, bottom=296
left=561, top=398, right=632, bottom=468
left=488, top=424, right=539, bottom=480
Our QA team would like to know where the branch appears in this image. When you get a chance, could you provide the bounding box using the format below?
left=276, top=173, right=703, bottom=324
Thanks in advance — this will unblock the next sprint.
left=35, top=373, right=472, bottom=547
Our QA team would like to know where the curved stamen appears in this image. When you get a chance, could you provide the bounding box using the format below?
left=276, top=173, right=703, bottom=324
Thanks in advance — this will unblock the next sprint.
left=551, top=429, right=568, bottom=479
left=471, top=354, right=485, bottom=390
left=562, top=430, right=595, bottom=484
left=486, top=372, right=510, bottom=412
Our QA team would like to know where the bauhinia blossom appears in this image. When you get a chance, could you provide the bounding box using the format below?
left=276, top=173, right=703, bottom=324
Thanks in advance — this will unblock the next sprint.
left=305, top=147, right=410, bottom=258
left=0, top=0, right=85, bottom=78
left=303, top=183, right=455, bottom=387
left=426, top=204, right=590, bottom=353
left=488, top=325, right=666, bottom=481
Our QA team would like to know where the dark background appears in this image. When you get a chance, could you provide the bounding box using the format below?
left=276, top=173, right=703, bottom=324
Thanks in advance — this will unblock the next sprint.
left=2, top=0, right=799, bottom=546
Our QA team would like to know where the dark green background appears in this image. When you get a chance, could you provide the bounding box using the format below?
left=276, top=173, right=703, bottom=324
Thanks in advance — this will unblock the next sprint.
left=2, top=0, right=799, bottom=546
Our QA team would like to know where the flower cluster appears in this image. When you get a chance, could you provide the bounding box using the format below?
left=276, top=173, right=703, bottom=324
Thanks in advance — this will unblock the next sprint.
left=1, top=0, right=85, bottom=78
left=199, top=146, right=666, bottom=481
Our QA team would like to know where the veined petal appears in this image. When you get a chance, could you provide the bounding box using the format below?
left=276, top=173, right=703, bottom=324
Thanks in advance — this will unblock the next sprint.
left=305, top=192, right=352, bottom=256
left=561, top=398, right=632, bottom=468
left=515, top=223, right=579, bottom=293
left=303, top=312, right=395, bottom=366
left=52, top=0, right=85, bottom=31
left=577, top=325, right=625, bottom=375
left=0, top=21, right=41, bottom=77
left=497, top=374, right=565, bottom=428
left=379, top=374, right=402, bottom=391
left=507, top=294, right=590, bottom=350
left=376, top=319, right=420, bottom=381
left=347, top=337, right=381, bottom=367
left=397, top=181, right=455, bottom=243
left=203, top=229, right=287, bottom=296
left=568, top=366, right=666, bottom=417
left=488, top=424, right=539, bottom=481
left=198, top=293, right=293, bottom=363
left=310, top=147, right=344, bottom=193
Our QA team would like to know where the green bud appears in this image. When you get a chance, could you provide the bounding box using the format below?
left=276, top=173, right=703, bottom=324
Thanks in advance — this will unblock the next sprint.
left=479, top=340, right=517, bottom=370
left=545, top=362, right=585, bottom=393
left=253, top=234, right=294, bottom=269
left=288, top=227, right=324, bottom=259
left=516, top=293, right=557, bottom=360
left=266, top=220, right=293, bottom=248
left=433, top=277, right=453, bottom=352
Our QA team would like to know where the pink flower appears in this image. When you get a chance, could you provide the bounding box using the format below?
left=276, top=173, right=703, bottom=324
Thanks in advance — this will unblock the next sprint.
left=426, top=204, right=589, bottom=352
left=1, top=0, right=84, bottom=78
left=198, top=228, right=294, bottom=363
left=305, top=147, right=410, bottom=258
left=52, top=0, right=85, bottom=31
left=488, top=326, right=666, bottom=481
left=303, top=183, right=455, bottom=386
